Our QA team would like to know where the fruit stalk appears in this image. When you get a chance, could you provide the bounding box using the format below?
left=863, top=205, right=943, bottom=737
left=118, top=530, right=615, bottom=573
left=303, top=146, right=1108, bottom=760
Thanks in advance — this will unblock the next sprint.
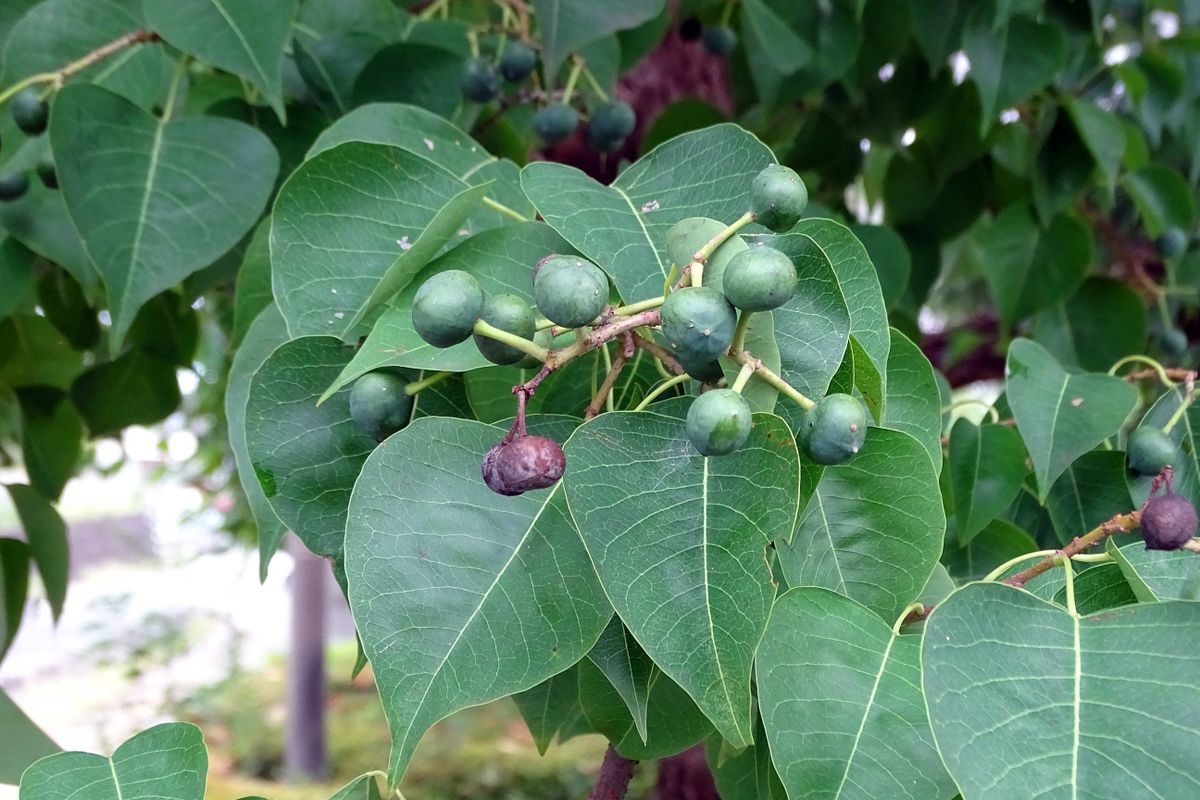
left=684, top=210, right=757, bottom=288
left=730, top=350, right=814, bottom=410
left=632, top=334, right=685, bottom=376
left=403, top=370, right=452, bottom=397
left=473, top=319, right=550, bottom=362
left=584, top=347, right=630, bottom=419
left=730, top=309, right=752, bottom=353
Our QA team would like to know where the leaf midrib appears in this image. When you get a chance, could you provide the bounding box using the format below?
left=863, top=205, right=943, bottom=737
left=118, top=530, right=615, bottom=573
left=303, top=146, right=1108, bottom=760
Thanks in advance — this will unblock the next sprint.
left=207, top=0, right=272, bottom=94
left=831, top=631, right=898, bottom=799
left=119, top=117, right=167, bottom=339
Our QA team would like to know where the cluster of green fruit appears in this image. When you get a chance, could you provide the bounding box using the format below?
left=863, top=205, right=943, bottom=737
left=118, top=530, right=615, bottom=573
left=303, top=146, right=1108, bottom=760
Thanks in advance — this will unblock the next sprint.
left=0, top=88, right=56, bottom=201
left=458, top=39, right=635, bottom=152
left=1153, top=226, right=1194, bottom=356
left=389, top=163, right=870, bottom=495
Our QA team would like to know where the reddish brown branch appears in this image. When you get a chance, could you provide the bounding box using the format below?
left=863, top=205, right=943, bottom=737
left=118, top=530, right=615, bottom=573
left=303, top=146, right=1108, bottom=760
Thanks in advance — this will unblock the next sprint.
left=589, top=745, right=637, bottom=800
left=585, top=346, right=630, bottom=419
left=633, top=333, right=685, bottom=375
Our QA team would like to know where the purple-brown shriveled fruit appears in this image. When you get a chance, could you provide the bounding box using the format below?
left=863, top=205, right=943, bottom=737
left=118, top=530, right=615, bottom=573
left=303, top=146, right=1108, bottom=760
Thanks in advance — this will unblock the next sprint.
left=1141, top=489, right=1198, bottom=551
left=481, top=434, right=566, bottom=496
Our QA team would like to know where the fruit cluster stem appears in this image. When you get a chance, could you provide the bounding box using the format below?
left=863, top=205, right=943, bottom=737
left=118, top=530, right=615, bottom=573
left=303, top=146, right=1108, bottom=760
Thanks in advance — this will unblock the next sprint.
left=1004, top=510, right=1144, bottom=588
left=473, top=319, right=551, bottom=362
left=585, top=347, right=630, bottom=419
left=0, top=29, right=160, bottom=105
left=632, top=333, right=685, bottom=376
left=404, top=370, right=452, bottom=396
left=730, top=350, right=814, bottom=410
left=730, top=310, right=752, bottom=353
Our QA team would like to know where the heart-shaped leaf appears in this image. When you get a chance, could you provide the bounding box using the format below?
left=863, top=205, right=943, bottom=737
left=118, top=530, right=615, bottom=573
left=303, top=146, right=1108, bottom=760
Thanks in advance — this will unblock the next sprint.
left=531, top=0, right=664, bottom=81
left=778, top=427, right=944, bottom=621
left=1109, top=539, right=1200, bottom=601
left=271, top=142, right=473, bottom=340
left=1044, top=450, right=1132, bottom=546
left=1005, top=338, right=1137, bottom=501
left=757, top=588, right=957, bottom=800
left=948, top=420, right=1027, bottom=545
left=50, top=84, right=277, bottom=352
left=143, top=0, right=297, bottom=120
left=19, top=722, right=206, bottom=800
left=0, top=688, right=58, bottom=785
left=523, top=125, right=775, bottom=302
left=1032, top=277, right=1147, bottom=373
left=245, top=336, right=375, bottom=558
left=883, top=327, right=943, bottom=469
left=344, top=416, right=609, bottom=785
left=226, top=306, right=288, bottom=578
left=564, top=400, right=799, bottom=747
left=924, top=582, right=1200, bottom=799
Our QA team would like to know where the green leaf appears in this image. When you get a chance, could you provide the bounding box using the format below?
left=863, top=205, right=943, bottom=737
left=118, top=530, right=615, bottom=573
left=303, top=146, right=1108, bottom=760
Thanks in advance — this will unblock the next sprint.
left=50, top=84, right=277, bottom=352
left=1109, top=539, right=1200, bottom=602
left=245, top=336, right=374, bottom=559
left=577, top=657, right=714, bottom=760
left=531, top=0, right=664, bottom=82
left=1121, top=164, right=1197, bottom=238
left=1051, top=563, right=1137, bottom=614
left=849, top=224, right=910, bottom=309
left=270, top=142, right=469, bottom=339
left=1032, top=277, right=1147, bottom=372
left=523, top=125, right=775, bottom=302
left=512, top=663, right=587, bottom=755
left=323, top=222, right=570, bottom=396
left=964, top=13, right=1067, bottom=133
left=924, top=582, right=1200, bottom=800
left=757, top=588, right=956, bottom=800
left=942, top=518, right=1038, bottom=582
left=3, top=484, right=68, bottom=621
left=0, top=315, right=84, bottom=390
left=563, top=401, right=799, bottom=747
left=0, top=238, right=35, bottom=322
left=143, top=0, right=297, bottom=121
left=17, top=390, right=82, bottom=502
left=327, top=773, right=384, bottom=800
left=1044, top=450, right=1132, bottom=547
left=70, top=351, right=181, bottom=437
left=1, top=0, right=169, bottom=108
left=908, top=0, right=970, bottom=67
left=640, top=99, right=728, bottom=155
left=1005, top=338, right=1137, bottom=501
left=18, top=722, right=206, bottom=800
left=1064, top=97, right=1125, bottom=190
left=351, top=43, right=465, bottom=117
left=739, top=0, right=812, bottom=74
left=344, top=416, right=609, bottom=784
left=0, top=189, right=98, bottom=303
left=779, top=427, right=944, bottom=621
left=226, top=306, right=288, bottom=580
left=1129, top=387, right=1199, bottom=508
left=37, top=270, right=100, bottom=352
left=294, top=31, right=390, bottom=116
left=948, top=420, right=1027, bottom=545
left=0, top=538, right=30, bottom=659
left=585, top=616, right=654, bottom=743
left=232, top=221, right=273, bottom=345
left=883, top=328, right=942, bottom=470
left=972, top=206, right=1092, bottom=326
left=705, top=724, right=786, bottom=800
left=0, top=689, right=59, bottom=785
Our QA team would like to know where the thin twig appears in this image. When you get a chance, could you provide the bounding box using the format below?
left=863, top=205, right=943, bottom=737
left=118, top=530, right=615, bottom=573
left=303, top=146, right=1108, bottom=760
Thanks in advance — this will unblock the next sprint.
left=585, top=350, right=630, bottom=419
left=632, top=333, right=685, bottom=375
left=0, top=29, right=160, bottom=105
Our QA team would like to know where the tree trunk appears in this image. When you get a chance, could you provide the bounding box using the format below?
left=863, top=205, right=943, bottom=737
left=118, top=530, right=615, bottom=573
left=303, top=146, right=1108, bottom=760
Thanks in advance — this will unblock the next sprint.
left=656, top=745, right=720, bottom=800
left=285, top=536, right=328, bottom=780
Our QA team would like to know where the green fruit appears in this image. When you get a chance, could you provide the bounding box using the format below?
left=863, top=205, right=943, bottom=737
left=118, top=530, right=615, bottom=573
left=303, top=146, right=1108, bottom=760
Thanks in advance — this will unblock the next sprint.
left=499, top=40, right=537, bottom=82
left=678, top=353, right=725, bottom=384
left=473, top=292, right=537, bottom=365
left=801, top=393, right=868, bottom=465
left=1127, top=426, right=1177, bottom=476
left=412, top=270, right=485, bottom=348
left=350, top=371, right=414, bottom=442
left=722, top=245, right=796, bottom=311
left=533, top=103, right=579, bottom=144
left=1156, top=227, right=1188, bottom=258
left=750, top=164, right=808, bottom=233
left=661, top=286, right=737, bottom=363
left=516, top=327, right=555, bottom=369
left=587, top=101, right=636, bottom=153
left=666, top=217, right=748, bottom=294
left=459, top=57, right=500, bottom=103
left=687, top=388, right=752, bottom=456
left=702, top=25, right=737, bottom=56
left=0, top=172, right=29, bottom=202
left=11, top=89, right=48, bottom=136
left=533, top=254, right=609, bottom=327
left=36, top=157, right=57, bottom=190
left=1162, top=327, right=1188, bottom=356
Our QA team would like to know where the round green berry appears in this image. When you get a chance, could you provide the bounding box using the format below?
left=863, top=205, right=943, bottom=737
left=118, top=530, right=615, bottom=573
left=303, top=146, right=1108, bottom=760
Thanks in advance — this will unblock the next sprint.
left=1161, top=327, right=1188, bottom=356
left=661, top=286, right=738, bottom=363
left=473, top=293, right=537, bottom=365
left=677, top=352, right=725, bottom=384
left=722, top=245, right=797, bottom=311
left=11, top=89, right=48, bottom=137
left=702, top=25, right=738, bottom=56
left=0, top=172, right=29, bottom=202
left=350, top=370, right=414, bottom=442
left=687, top=388, right=752, bottom=456
left=411, top=270, right=485, bottom=348
left=587, top=101, right=636, bottom=153
left=750, top=164, right=808, bottom=233
left=801, top=393, right=868, bottom=465
left=533, top=254, right=609, bottom=328
left=459, top=57, right=500, bottom=103
left=499, top=40, right=537, bottom=82
left=1156, top=227, right=1188, bottom=258
left=533, top=103, right=579, bottom=145
left=1127, top=426, right=1178, bottom=476
left=36, top=157, right=57, bottom=190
